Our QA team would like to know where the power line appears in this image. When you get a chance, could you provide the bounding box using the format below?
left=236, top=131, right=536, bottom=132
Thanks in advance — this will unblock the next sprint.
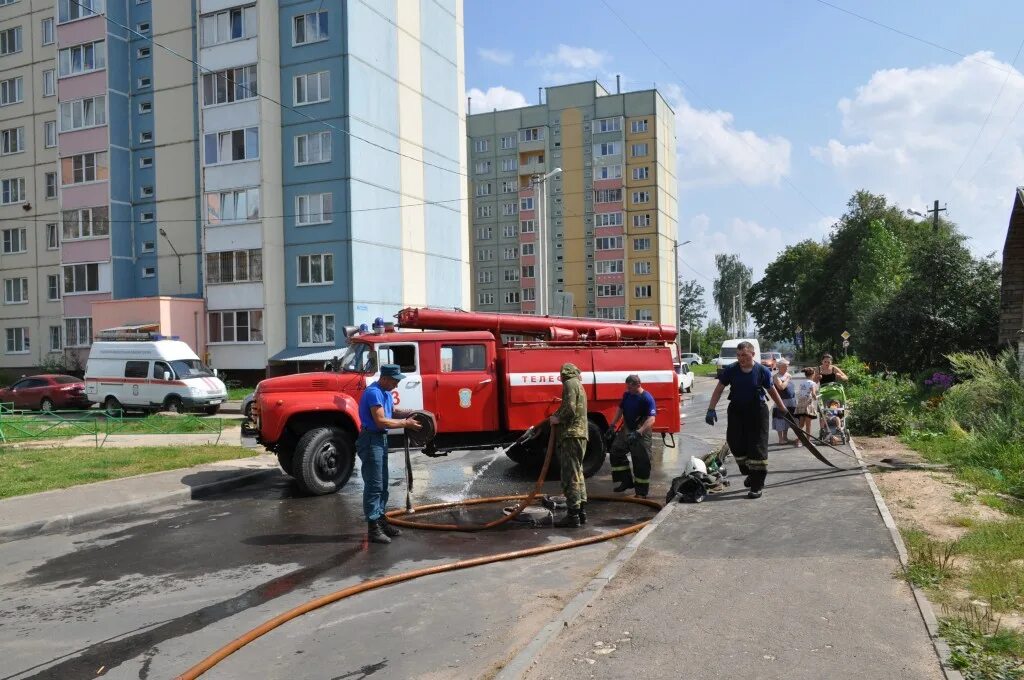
left=678, top=258, right=715, bottom=283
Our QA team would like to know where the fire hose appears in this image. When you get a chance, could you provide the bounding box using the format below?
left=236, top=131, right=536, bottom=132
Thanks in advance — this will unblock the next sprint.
left=175, top=423, right=661, bottom=680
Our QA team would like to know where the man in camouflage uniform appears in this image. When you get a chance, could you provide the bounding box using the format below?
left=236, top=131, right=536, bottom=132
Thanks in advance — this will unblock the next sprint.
left=549, top=362, right=589, bottom=528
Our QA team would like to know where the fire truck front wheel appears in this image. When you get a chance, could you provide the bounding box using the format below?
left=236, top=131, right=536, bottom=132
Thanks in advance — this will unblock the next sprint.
left=294, top=426, right=356, bottom=495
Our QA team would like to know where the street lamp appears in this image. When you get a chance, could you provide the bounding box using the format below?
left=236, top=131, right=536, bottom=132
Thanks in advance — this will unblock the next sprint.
left=532, top=167, right=562, bottom=316
left=158, top=228, right=183, bottom=289
left=673, top=239, right=692, bottom=354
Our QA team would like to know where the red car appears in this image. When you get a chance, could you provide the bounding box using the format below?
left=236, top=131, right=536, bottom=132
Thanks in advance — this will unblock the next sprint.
left=0, top=374, right=91, bottom=411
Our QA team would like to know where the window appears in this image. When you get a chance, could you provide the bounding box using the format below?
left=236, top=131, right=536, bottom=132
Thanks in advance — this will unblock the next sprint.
left=206, top=187, right=259, bottom=224
left=476, top=248, right=494, bottom=261
left=519, top=197, right=534, bottom=211
left=504, top=291, right=520, bottom=305
left=596, top=117, right=621, bottom=133
left=595, top=142, right=621, bottom=157
left=475, top=160, right=491, bottom=174
left=208, top=310, right=263, bottom=343
left=477, top=292, right=495, bottom=305
left=520, top=243, right=535, bottom=256
left=46, top=274, right=60, bottom=300
left=522, top=287, right=535, bottom=301
left=140, top=185, right=153, bottom=197
left=41, top=18, right=54, bottom=45
left=0, top=127, right=23, bottom=154
left=503, top=267, right=519, bottom=282
left=59, top=95, right=106, bottom=132
left=139, top=131, right=152, bottom=143
left=475, top=182, right=492, bottom=197
left=294, top=70, right=329, bottom=105
left=632, top=213, right=652, bottom=227
left=632, top=191, right=650, bottom=204
left=202, top=65, right=257, bottom=106
left=299, top=313, right=335, bottom=345
left=139, top=157, right=153, bottom=168
left=635, top=309, right=653, bottom=322
left=65, top=317, right=92, bottom=347
left=140, top=211, right=153, bottom=222
left=631, top=119, right=648, bottom=133
left=476, top=205, right=493, bottom=218
left=597, top=307, right=626, bottom=320
left=631, top=143, right=649, bottom=157
left=136, top=22, right=150, bottom=33
left=295, top=192, right=332, bottom=225
left=294, top=131, right=331, bottom=165
left=0, top=27, right=22, bottom=56
left=46, top=223, right=58, bottom=249
left=502, top=246, right=518, bottom=260
left=142, top=267, right=155, bottom=278
left=4, top=278, right=28, bottom=304
left=1, top=178, right=25, bottom=204
left=440, top=344, right=486, bottom=372
left=203, top=127, right=259, bottom=165
left=141, top=241, right=155, bottom=253
left=58, top=0, right=104, bottom=23
left=476, top=269, right=493, bottom=284
left=500, top=157, right=517, bottom=172
left=596, top=164, right=622, bottom=179
left=475, top=226, right=492, bottom=240
left=0, top=77, right=23, bottom=106
left=5, top=327, right=28, bottom=353
left=45, top=172, right=57, bottom=199
left=61, top=152, right=107, bottom=185
left=635, top=284, right=653, bottom=298
left=293, top=10, right=328, bottom=45
left=632, top=166, right=649, bottom=180
left=136, top=47, right=150, bottom=59
left=200, top=5, right=257, bottom=47
left=137, top=76, right=151, bottom=88
left=521, top=264, right=535, bottom=278
left=633, top=237, right=651, bottom=251
left=297, top=253, right=334, bottom=285
left=595, top=212, right=623, bottom=227
left=44, top=121, right=56, bottom=147
left=502, top=223, right=517, bottom=238
left=48, top=326, right=61, bottom=352
left=62, top=207, right=109, bottom=239
left=205, top=249, right=262, bottom=284
left=42, top=69, right=55, bottom=96
left=519, top=127, right=543, bottom=142
left=594, top=188, right=622, bottom=203
left=2, top=227, right=26, bottom=253
left=124, top=361, right=148, bottom=379
left=596, top=259, right=624, bottom=274
left=58, top=41, right=106, bottom=77
left=500, top=135, right=515, bottom=149
left=473, top=139, right=489, bottom=152
left=499, top=180, right=515, bottom=194
left=634, top=261, right=652, bottom=275
left=597, top=284, right=624, bottom=297
left=63, top=263, right=100, bottom=293
left=520, top=219, right=535, bottom=233
left=595, top=236, right=623, bottom=251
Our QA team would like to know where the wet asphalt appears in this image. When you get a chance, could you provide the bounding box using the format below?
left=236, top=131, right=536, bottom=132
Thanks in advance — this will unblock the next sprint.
left=0, top=399, right=705, bottom=680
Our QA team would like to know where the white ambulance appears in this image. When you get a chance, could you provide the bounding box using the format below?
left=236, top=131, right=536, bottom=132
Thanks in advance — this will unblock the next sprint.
left=85, top=340, right=228, bottom=414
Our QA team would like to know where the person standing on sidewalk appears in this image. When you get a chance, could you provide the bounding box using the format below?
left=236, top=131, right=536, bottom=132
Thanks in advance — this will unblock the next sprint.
left=772, top=359, right=796, bottom=445
left=548, top=362, right=589, bottom=528
left=357, top=364, right=422, bottom=545
left=608, top=374, right=656, bottom=498
left=705, top=342, right=789, bottom=499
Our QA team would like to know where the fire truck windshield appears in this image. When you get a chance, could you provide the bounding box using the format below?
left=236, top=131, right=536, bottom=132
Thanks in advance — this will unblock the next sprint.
left=339, top=342, right=376, bottom=373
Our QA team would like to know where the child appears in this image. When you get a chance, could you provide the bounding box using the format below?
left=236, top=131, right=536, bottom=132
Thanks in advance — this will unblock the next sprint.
left=793, top=367, right=818, bottom=443
left=825, top=399, right=845, bottom=444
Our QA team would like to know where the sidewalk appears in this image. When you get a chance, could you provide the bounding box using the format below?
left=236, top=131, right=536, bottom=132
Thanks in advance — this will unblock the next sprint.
left=519, top=434, right=947, bottom=679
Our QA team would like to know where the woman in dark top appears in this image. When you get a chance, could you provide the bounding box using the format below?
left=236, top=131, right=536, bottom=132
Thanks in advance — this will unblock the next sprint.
left=817, top=353, right=848, bottom=385
left=771, top=359, right=796, bottom=444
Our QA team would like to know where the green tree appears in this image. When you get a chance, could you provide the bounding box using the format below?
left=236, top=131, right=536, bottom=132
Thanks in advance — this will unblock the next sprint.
left=848, top=219, right=907, bottom=337
left=746, top=239, right=828, bottom=342
left=677, top=278, right=707, bottom=329
left=712, top=254, right=753, bottom=336
left=697, top=320, right=729, bottom=360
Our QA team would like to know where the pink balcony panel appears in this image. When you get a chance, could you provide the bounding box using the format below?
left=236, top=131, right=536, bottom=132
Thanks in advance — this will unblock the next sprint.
left=521, top=301, right=536, bottom=313
left=596, top=273, right=625, bottom=285
left=518, top=186, right=535, bottom=197
left=595, top=249, right=624, bottom=260
left=58, top=125, right=108, bottom=156
left=60, top=182, right=108, bottom=210
left=519, top=209, right=536, bottom=219
left=593, top=178, right=623, bottom=191
left=63, top=292, right=110, bottom=317
left=594, top=201, right=624, bottom=214
left=596, top=296, right=625, bottom=307
left=595, top=225, right=625, bottom=237
left=62, top=237, right=110, bottom=264
left=520, top=254, right=535, bottom=265
left=57, top=69, right=107, bottom=101
left=56, top=15, right=106, bottom=47
left=519, top=232, right=536, bottom=243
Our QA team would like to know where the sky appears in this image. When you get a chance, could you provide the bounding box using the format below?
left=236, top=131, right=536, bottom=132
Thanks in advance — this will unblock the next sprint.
left=463, top=0, right=1024, bottom=325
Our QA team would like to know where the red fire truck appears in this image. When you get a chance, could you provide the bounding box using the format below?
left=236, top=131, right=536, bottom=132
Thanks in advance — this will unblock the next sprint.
left=250, top=308, right=681, bottom=495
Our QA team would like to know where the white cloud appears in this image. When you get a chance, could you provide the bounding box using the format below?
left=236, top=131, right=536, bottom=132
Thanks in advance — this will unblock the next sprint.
left=467, top=86, right=529, bottom=112
left=477, top=48, right=514, bottom=66
left=662, top=85, right=792, bottom=188
left=812, top=52, right=1024, bottom=256
left=534, top=44, right=609, bottom=70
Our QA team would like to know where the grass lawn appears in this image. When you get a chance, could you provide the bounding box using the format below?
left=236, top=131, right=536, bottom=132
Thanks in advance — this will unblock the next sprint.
left=0, top=444, right=255, bottom=499
left=227, top=387, right=252, bottom=401
left=0, top=413, right=239, bottom=442
left=691, top=364, right=719, bottom=377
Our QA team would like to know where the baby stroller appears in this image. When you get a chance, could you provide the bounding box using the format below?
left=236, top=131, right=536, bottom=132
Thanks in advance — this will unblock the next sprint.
left=817, top=382, right=850, bottom=445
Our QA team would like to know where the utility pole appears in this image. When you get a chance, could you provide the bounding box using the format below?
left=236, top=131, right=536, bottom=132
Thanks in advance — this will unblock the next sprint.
left=927, top=199, right=947, bottom=232
left=672, top=239, right=691, bottom=356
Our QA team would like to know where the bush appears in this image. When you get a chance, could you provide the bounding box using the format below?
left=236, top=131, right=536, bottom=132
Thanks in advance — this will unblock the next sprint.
left=847, top=376, right=915, bottom=435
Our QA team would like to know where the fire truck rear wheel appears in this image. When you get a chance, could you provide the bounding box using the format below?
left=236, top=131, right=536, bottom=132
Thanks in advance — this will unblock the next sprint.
left=294, top=426, right=356, bottom=495
left=505, top=421, right=606, bottom=480
left=580, top=421, right=606, bottom=478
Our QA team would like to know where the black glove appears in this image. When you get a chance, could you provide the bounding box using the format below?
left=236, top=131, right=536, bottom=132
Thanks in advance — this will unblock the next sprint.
left=705, top=409, right=718, bottom=426
left=602, top=429, right=616, bottom=448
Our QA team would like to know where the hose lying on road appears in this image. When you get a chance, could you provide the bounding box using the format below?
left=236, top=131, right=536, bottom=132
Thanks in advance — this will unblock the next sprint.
left=175, top=427, right=661, bottom=680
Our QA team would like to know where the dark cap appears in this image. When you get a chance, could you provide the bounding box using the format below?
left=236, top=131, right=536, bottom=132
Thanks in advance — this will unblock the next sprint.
left=380, top=364, right=407, bottom=381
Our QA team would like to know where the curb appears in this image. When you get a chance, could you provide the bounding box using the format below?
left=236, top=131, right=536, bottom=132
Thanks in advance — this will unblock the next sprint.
left=0, top=468, right=281, bottom=543
left=849, top=436, right=964, bottom=680
left=494, top=497, right=679, bottom=680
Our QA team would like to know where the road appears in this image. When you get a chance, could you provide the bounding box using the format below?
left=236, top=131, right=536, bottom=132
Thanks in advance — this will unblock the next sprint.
left=0, top=392, right=711, bottom=679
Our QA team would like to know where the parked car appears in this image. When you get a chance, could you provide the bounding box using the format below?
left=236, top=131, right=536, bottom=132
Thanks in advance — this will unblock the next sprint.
left=678, top=352, right=703, bottom=366
left=0, top=374, right=90, bottom=411
left=761, top=352, right=783, bottom=370
left=675, top=363, right=694, bottom=393
left=242, top=392, right=255, bottom=420
left=714, top=339, right=762, bottom=370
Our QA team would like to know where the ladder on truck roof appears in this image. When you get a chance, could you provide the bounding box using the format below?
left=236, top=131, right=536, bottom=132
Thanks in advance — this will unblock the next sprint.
left=95, top=324, right=180, bottom=342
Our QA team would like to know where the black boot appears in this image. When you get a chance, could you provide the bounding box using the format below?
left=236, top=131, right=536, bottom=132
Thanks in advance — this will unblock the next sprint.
left=555, top=509, right=582, bottom=528
left=613, top=481, right=634, bottom=493
left=380, top=518, right=402, bottom=538
left=367, top=520, right=392, bottom=544
left=578, top=503, right=587, bottom=525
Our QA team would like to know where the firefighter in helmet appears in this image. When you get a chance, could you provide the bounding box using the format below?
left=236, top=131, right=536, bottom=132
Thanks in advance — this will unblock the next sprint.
left=548, top=362, right=589, bottom=528
left=608, top=374, right=656, bottom=498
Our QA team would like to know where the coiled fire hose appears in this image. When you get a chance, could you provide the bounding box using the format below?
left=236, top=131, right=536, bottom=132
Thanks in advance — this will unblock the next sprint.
left=175, top=424, right=661, bottom=680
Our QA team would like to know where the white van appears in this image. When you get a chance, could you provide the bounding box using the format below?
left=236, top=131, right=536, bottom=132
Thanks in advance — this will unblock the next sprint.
left=713, top=338, right=762, bottom=370
left=85, top=340, right=227, bottom=414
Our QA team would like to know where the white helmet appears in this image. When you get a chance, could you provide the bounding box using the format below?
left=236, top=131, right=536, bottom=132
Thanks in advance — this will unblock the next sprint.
left=683, top=455, right=707, bottom=477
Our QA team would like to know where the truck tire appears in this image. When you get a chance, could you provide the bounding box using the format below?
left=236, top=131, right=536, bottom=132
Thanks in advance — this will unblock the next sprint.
left=277, top=450, right=294, bottom=476
left=294, top=426, right=355, bottom=496
left=505, top=421, right=605, bottom=480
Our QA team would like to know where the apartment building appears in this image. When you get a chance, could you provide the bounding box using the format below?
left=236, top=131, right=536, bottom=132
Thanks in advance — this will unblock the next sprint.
left=0, top=0, right=469, bottom=376
left=467, top=81, right=678, bottom=325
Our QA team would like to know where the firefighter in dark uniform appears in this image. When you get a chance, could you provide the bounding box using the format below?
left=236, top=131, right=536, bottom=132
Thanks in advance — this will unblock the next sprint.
left=548, top=362, right=589, bottom=528
left=608, top=374, right=656, bottom=498
left=705, top=341, right=790, bottom=499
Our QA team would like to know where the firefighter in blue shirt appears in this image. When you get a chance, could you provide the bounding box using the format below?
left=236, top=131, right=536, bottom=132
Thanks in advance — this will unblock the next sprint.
left=608, top=374, right=657, bottom=498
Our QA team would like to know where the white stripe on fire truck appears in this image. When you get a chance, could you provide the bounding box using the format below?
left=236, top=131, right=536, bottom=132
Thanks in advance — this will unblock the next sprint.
left=506, top=371, right=675, bottom=386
